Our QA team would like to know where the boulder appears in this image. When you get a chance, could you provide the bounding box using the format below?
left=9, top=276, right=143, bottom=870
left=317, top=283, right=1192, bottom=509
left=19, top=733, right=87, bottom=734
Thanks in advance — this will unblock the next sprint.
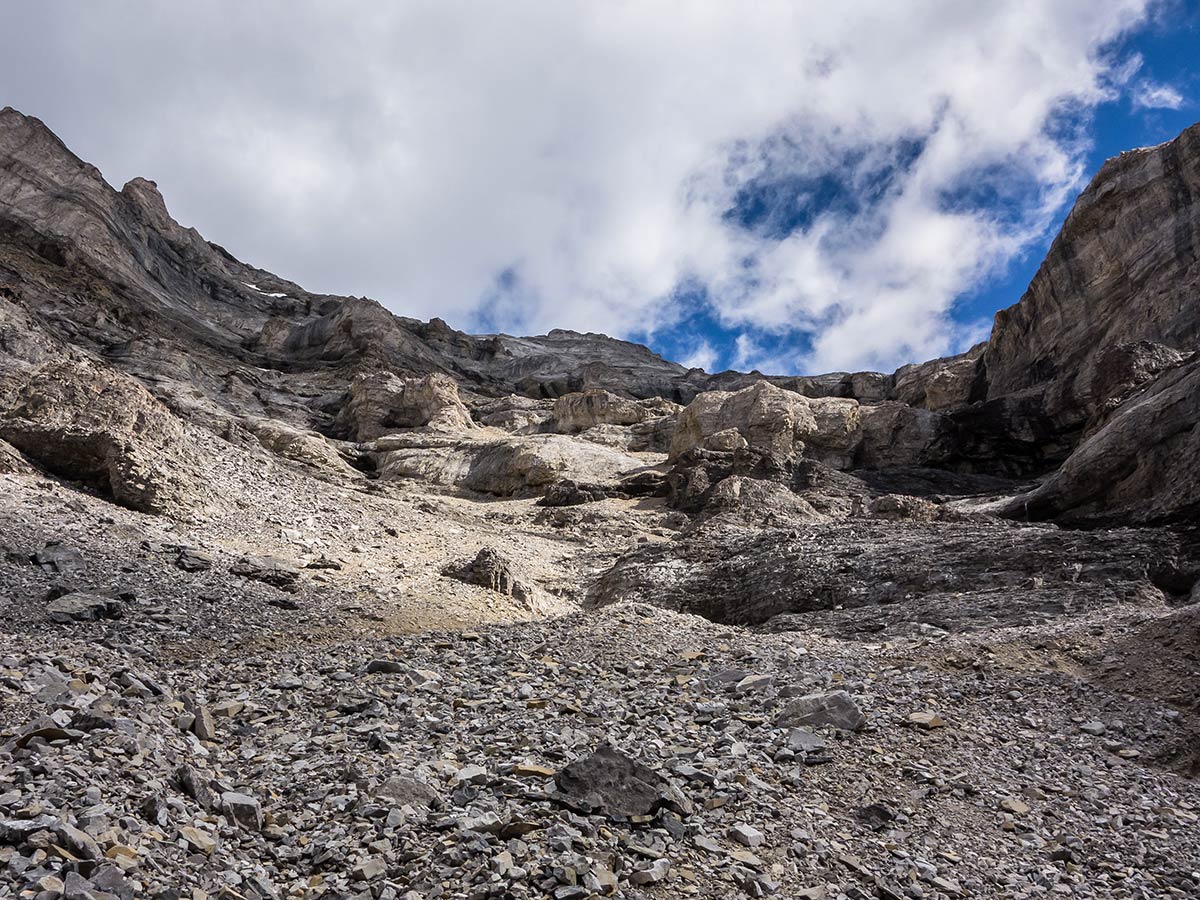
left=443, top=547, right=535, bottom=605
left=230, top=555, right=303, bottom=592
left=376, top=432, right=646, bottom=497
left=552, top=389, right=650, bottom=432
left=241, top=417, right=352, bottom=473
left=46, top=592, right=122, bottom=623
left=0, top=359, right=209, bottom=515
left=670, top=382, right=817, bottom=461
left=776, top=690, right=867, bottom=731
left=553, top=744, right=692, bottom=821
left=337, top=371, right=474, bottom=440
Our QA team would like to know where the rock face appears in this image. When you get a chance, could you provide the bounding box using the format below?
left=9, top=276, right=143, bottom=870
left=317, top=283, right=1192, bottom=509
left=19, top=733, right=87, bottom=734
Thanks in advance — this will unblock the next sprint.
left=669, top=381, right=949, bottom=476
left=551, top=390, right=652, bottom=433
left=981, top=122, right=1200, bottom=443
left=1003, top=355, right=1200, bottom=525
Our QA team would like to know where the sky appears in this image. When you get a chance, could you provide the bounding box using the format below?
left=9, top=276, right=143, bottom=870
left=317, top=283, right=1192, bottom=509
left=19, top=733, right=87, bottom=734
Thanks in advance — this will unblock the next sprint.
left=1, top=2, right=1197, bottom=376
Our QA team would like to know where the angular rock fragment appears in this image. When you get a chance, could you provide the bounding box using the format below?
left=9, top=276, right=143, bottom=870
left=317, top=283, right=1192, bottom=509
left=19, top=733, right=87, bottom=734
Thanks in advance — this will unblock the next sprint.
left=230, top=555, right=302, bottom=592
left=553, top=744, right=692, bottom=821
left=443, top=547, right=534, bottom=605
left=30, top=542, right=85, bottom=576
left=776, top=690, right=866, bottom=731
left=46, top=592, right=122, bottom=623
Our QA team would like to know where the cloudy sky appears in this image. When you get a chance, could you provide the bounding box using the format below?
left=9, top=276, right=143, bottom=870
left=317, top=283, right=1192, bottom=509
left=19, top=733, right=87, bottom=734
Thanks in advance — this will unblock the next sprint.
left=2, top=2, right=1197, bottom=374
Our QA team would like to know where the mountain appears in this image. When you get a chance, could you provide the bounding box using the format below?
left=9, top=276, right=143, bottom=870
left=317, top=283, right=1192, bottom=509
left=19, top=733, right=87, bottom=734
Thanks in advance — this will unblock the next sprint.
left=1, top=107, right=1200, bottom=899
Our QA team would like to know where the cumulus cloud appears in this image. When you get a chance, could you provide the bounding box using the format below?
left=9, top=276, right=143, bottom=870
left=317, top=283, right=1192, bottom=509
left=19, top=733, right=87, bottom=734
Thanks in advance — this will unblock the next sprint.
left=1132, top=80, right=1186, bottom=110
left=0, top=1, right=1159, bottom=373
left=679, top=341, right=719, bottom=373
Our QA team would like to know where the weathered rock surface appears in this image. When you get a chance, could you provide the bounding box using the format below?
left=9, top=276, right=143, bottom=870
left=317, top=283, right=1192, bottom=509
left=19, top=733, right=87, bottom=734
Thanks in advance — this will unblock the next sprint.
left=337, top=371, right=475, bottom=440
left=376, top=431, right=648, bottom=497
left=982, top=122, right=1200, bottom=443
left=443, top=547, right=536, bottom=606
left=0, top=359, right=209, bottom=515
left=1004, top=354, right=1200, bottom=524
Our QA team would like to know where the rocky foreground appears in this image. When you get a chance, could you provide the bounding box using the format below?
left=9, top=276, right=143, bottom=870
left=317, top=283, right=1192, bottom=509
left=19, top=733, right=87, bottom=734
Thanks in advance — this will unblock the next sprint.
left=1, top=109, right=1200, bottom=899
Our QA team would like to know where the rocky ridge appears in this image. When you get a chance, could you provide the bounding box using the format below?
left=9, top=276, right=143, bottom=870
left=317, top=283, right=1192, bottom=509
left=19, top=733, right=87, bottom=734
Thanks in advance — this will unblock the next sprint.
left=1, top=107, right=1200, bottom=899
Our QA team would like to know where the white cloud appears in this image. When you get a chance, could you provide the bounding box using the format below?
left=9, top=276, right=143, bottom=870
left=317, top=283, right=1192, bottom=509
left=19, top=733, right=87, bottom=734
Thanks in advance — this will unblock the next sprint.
left=679, top=341, right=720, bottom=373
left=1132, top=79, right=1186, bottom=110
left=0, top=0, right=1160, bottom=374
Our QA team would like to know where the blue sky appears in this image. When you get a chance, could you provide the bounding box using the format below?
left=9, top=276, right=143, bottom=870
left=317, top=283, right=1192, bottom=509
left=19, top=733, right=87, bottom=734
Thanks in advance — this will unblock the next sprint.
left=3, top=2, right=1197, bottom=376
left=638, top=5, right=1200, bottom=374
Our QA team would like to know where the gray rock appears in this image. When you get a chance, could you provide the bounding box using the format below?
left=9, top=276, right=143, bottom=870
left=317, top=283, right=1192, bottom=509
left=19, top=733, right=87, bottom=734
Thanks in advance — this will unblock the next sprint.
left=776, top=690, right=866, bottom=731
left=553, top=744, right=692, bottom=821
left=46, top=592, right=122, bottom=623
left=220, top=791, right=263, bottom=831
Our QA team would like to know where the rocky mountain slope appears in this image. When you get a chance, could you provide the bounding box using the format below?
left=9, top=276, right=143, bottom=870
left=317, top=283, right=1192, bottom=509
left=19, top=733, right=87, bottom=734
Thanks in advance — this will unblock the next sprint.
left=1, top=106, right=1200, bottom=900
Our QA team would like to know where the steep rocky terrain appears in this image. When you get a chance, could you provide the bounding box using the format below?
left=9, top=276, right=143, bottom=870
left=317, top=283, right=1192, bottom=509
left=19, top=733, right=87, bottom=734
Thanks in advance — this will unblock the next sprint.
left=2, top=106, right=1200, bottom=900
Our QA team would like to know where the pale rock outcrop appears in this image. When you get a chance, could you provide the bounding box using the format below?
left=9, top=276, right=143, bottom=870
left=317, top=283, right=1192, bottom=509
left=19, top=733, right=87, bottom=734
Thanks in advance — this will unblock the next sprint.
left=552, top=390, right=650, bottom=432
left=337, top=372, right=474, bottom=441
left=473, top=396, right=555, bottom=434
left=0, top=359, right=209, bottom=515
left=241, top=417, right=353, bottom=474
left=671, top=382, right=947, bottom=471
left=375, top=432, right=646, bottom=497
left=670, top=382, right=818, bottom=461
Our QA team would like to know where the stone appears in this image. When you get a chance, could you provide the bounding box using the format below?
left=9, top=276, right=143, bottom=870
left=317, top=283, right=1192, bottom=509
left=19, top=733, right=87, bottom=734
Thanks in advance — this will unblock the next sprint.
left=375, top=774, right=439, bottom=809
left=787, top=728, right=827, bottom=754
left=907, top=710, right=947, bottom=729
left=220, top=791, right=263, bottom=831
left=728, top=823, right=765, bottom=847
left=175, top=547, right=213, bottom=572
left=553, top=744, right=692, bottom=821
left=0, top=359, right=210, bottom=515
left=230, top=555, right=302, bottom=592
left=443, top=547, right=535, bottom=605
left=31, top=543, right=85, bottom=576
left=192, top=705, right=217, bottom=741
left=628, top=858, right=670, bottom=885
left=776, top=691, right=867, bottom=731
left=337, top=371, right=475, bottom=440
left=365, top=658, right=406, bottom=674
left=46, top=592, right=122, bottom=623
left=353, top=856, right=387, bottom=881
left=179, top=825, right=217, bottom=855
left=1000, top=797, right=1031, bottom=816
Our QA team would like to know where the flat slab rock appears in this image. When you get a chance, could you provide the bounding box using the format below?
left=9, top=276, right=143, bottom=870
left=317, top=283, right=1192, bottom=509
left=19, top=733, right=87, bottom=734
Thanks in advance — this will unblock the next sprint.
left=46, top=592, right=122, bottom=623
left=553, top=744, right=693, bottom=821
left=777, top=690, right=867, bottom=731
